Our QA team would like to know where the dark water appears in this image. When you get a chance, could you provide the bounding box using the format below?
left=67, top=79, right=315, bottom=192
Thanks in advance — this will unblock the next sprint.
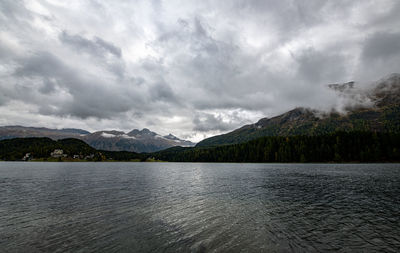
left=1, top=162, right=399, bottom=252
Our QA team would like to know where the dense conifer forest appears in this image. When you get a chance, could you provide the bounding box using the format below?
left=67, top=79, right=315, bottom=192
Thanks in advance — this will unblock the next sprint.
left=154, top=131, right=400, bottom=163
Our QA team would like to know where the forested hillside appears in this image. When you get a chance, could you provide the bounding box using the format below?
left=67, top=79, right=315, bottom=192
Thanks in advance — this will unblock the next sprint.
left=197, top=74, right=400, bottom=147
left=0, top=138, right=145, bottom=161
left=155, top=131, right=400, bottom=163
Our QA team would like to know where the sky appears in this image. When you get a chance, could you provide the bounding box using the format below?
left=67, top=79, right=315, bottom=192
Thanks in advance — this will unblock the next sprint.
left=0, top=0, right=399, bottom=142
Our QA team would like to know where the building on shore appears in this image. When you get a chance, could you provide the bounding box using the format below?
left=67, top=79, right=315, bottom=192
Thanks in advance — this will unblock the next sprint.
left=84, top=154, right=95, bottom=160
left=51, top=149, right=67, bottom=158
left=22, top=153, right=32, bottom=161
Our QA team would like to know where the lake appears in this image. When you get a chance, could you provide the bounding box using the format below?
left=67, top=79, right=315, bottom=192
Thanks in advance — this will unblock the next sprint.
left=1, top=162, right=399, bottom=252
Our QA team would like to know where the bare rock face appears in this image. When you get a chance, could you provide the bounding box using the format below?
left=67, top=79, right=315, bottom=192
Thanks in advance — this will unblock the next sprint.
left=328, top=81, right=355, bottom=92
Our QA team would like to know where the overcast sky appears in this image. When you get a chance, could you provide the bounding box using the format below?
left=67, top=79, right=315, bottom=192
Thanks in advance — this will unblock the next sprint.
left=1, top=0, right=399, bottom=141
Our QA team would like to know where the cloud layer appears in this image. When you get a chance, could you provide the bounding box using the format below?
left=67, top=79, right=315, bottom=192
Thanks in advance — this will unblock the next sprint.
left=0, top=0, right=399, bottom=141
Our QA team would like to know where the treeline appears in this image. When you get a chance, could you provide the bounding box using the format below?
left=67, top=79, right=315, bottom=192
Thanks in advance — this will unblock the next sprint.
left=154, top=131, right=400, bottom=163
left=2, top=132, right=400, bottom=163
left=100, top=150, right=147, bottom=161
left=0, top=137, right=145, bottom=161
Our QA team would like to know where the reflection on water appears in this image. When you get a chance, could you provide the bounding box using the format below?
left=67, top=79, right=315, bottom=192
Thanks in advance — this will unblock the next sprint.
left=1, top=162, right=399, bottom=252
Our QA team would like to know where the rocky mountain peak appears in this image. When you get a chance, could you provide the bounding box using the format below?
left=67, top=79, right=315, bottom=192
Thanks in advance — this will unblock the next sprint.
left=255, top=108, right=317, bottom=128
left=164, top=134, right=179, bottom=140
left=127, top=128, right=157, bottom=136
left=328, top=81, right=355, bottom=92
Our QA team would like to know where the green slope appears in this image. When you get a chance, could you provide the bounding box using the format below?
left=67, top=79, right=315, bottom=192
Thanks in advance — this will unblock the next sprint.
left=155, top=131, right=400, bottom=163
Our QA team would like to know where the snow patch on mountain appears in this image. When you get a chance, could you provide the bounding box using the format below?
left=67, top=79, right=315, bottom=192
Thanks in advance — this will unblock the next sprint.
left=101, top=132, right=117, bottom=138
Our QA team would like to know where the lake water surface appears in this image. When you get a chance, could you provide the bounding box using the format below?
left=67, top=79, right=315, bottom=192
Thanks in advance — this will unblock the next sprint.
left=1, top=162, right=399, bottom=252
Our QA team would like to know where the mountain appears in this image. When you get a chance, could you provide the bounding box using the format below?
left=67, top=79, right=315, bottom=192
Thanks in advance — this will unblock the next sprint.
left=0, top=126, right=87, bottom=140
left=0, top=126, right=195, bottom=153
left=196, top=73, right=400, bottom=147
left=60, top=128, right=91, bottom=135
left=82, top=128, right=195, bottom=153
left=163, top=133, right=196, bottom=146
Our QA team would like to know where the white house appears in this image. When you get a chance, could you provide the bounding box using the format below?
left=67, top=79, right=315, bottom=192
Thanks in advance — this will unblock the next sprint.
left=51, top=149, right=67, bottom=158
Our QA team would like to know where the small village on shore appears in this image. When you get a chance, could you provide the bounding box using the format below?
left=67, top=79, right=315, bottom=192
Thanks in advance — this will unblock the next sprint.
left=22, top=149, right=99, bottom=161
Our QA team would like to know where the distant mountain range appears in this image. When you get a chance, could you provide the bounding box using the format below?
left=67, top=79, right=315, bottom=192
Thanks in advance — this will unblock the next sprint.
left=197, top=73, right=400, bottom=147
left=0, top=126, right=195, bottom=153
left=83, top=128, right=195, bottom=153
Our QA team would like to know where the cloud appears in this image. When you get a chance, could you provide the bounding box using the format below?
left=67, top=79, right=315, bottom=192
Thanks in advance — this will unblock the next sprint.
left=11, top=51, right=138, bottom=119
left=356, top=31, right=400, bottom=81
left=59, top=31, right=121, bottom=58
left=193, top=113, right=232, bottom=132
left=362, top=32, right=400, bottom=61
left=294, top=47, right=349, bottom=84
left=0, top=0, right=399, bottom=142
left=192, top=109, right=259, bottom=133
left=151, top=80, right=178, bottom=103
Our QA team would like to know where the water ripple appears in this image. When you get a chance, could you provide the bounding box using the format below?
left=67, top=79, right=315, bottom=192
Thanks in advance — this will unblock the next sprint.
left=0, top=162, right=399, bottom=252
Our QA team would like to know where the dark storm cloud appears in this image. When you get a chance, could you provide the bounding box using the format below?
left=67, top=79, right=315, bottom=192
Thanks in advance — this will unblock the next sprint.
left=360, top=1, right=400, bottom=30
left=12, top=51, right=138, bottom=119
left=38, top=78, right=57, bottom=94
left=14, top=51, right=67, bottom=78
left=362, top=32, right=400, bottom=61
left=0, top=0, right=399, bottom=140
left=193, top=113, right=233, bottom=132
left=192, top=110, right=254, bottom=132
left=223, top=0, right=358, bottom=43
left=294, top=47, right=349, bottom=84
left=151, top=80, right=177, bottom=102
left=60, top=31, right=122, bottom=58
left=357, top=31, right=400, bottom=81
left=0, top=93, right=7, bottom=106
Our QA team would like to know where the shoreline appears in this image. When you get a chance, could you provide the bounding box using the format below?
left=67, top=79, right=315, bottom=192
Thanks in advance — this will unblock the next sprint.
left=1, top=160, right=399, bottom=164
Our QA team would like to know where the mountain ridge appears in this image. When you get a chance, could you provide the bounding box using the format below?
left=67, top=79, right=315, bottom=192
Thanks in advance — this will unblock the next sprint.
left=196, top=73, right=400, bottom=147
left=0, top=126, right=195, bottom=153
